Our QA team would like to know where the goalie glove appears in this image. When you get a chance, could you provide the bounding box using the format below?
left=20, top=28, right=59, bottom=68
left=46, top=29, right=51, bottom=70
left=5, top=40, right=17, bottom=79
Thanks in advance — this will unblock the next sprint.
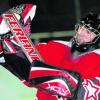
left=0, top=3, right=36, bottom=36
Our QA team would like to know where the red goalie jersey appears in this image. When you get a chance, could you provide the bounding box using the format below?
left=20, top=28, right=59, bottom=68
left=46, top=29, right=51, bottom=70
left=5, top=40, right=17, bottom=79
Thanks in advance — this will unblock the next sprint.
left=35, top=40, right=100, bottom=100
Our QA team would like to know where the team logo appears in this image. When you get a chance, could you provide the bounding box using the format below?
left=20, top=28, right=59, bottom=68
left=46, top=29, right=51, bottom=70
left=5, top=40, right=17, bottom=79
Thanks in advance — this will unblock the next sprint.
left=82, top=79, right=100, bottom=100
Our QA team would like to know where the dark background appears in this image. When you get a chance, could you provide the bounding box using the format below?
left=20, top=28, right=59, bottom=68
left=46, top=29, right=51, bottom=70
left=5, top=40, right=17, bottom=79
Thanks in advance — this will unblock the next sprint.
left=1, top=0, right=100, bottom=33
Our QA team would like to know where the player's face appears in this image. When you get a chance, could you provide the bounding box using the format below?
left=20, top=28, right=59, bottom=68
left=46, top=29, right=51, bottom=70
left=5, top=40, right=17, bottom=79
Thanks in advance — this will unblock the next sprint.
left=75, top=25, right=97, bottom=44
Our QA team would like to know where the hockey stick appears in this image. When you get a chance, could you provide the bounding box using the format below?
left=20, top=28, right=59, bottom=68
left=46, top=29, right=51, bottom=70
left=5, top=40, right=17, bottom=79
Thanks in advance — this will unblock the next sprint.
left=2, top=10, right=42, bottom=63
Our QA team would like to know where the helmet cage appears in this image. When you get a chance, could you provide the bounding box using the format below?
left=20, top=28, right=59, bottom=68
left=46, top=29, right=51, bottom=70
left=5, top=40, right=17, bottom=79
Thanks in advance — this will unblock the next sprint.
left=74, top=23, right=100, bottom=45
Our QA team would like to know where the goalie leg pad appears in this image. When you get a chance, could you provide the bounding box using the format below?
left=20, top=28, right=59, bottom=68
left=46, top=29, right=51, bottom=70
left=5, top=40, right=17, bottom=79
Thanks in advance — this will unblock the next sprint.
left=29, top=60, right=81, bottom=99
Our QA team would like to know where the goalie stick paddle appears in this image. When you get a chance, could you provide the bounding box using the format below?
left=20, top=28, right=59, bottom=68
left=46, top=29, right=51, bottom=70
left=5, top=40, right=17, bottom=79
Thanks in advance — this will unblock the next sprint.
left=2, top=10, right=42, bottom=63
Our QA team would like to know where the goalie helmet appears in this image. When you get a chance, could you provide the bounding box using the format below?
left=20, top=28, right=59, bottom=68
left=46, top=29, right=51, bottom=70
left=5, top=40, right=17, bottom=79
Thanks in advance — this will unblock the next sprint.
left=72, top=13, right=100, bottom=52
